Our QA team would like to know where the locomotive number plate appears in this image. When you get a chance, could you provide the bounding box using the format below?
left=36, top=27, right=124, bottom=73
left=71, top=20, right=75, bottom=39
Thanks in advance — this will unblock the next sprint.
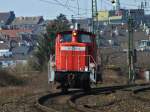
left=61, top=46, right=85, bottom=51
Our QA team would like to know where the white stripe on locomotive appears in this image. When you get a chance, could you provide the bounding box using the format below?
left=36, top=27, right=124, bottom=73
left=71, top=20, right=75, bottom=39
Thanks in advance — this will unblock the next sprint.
left=61, top=46, right=86, bottom=51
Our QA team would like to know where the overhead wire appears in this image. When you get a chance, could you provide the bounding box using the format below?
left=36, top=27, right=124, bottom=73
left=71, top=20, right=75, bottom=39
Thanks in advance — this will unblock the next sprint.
left=100, top=0, right=103, bottom=10
left=39, top=0, right=93, bottom=19
left=40, top=0, right=91, bottom=11
left=65, top=0, right=69, bottom=6
left=40, top=0, right=149, bottom=19
left=44, top=0, right=109, bottom=12
left=85, top=0, right=91, bottom=17
left=52, top=0, right=77, bottom=13
left=104, top=0, right=140, bottom=9
left=39, top=0, right=77, bottom=13
left=101, top=0, right=114, bottom=10
left=77, top=0, right=80, bottom=15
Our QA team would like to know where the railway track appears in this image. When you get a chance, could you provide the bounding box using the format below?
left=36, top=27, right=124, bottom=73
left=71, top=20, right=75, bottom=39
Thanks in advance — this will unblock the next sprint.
left=36, top=83, right=150, bottom=112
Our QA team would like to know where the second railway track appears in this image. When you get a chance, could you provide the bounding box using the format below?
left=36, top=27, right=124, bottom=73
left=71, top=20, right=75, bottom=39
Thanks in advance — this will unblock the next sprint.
left=36, top=83, right=150, bottom=112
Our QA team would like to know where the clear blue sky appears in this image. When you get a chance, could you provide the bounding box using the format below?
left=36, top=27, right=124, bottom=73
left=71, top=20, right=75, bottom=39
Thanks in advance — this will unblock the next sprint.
left=0, top=0, right=146, bottom=20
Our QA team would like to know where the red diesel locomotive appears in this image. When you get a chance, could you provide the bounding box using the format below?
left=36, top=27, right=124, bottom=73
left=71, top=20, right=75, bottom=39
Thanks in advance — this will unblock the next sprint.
left=48, top=29, right=99, bottom=92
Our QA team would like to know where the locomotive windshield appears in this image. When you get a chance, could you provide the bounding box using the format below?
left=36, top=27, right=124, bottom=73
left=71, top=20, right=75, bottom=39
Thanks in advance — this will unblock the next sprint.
left=78, top=34, right=92, bottom=43
left=60, top=33, right=92, bottom=43
left=61, top=34, right=72, bottom=42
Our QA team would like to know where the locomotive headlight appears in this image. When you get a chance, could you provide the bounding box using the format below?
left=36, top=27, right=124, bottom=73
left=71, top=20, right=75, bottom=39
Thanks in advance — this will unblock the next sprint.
left=89, top=63, right=96, bottom=68
left=72, top=32, right=77, bottom=36
left=72, top=31, right=77, bottom=42
left=85, top=66, right=88, bottom=71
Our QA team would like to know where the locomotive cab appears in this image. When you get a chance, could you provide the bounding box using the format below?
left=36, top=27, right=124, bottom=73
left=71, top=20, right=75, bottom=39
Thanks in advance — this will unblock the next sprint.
left=48, top=30, right=98, bottom=92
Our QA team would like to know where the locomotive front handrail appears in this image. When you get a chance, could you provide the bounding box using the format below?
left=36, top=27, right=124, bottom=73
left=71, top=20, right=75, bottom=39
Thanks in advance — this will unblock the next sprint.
left=50, top=55, right=55, bottom=62
left=79, top=55, right=97, bottom=68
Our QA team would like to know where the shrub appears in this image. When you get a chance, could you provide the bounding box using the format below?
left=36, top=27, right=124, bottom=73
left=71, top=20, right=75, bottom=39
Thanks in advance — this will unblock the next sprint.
left=0, top=70, right=25, bottom=87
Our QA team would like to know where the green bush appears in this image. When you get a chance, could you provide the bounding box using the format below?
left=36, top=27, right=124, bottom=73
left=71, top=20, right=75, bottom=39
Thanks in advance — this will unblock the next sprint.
left=0, top=70, right=25, bottom=87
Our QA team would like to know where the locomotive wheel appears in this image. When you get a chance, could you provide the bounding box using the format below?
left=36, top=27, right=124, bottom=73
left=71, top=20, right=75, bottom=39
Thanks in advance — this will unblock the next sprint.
left=80, top=75, right=91, bottom=91
left=62, top=87, right=68, bottom=93
left=61, top=82, right=68, bottom=93
left=68, top=74, right=76, bottom=88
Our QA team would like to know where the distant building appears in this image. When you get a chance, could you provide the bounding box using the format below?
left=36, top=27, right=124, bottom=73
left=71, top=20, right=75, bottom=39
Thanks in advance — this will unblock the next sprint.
left=136, top=40, right=150, bottom=51
left=0, top=11, right=15, bottom=29
left=0, top=29, right=32, bottom=41
left=0, top=42, right=9, bottom=50
left=74, top=18, right=92, bottom=32
left=11, top=16, right=44, bottom=32
left=144, top=15, right=150, bottom=27
left=32, top=20, right=48, bottom=34
left=98, top=9, right=145, bottom=25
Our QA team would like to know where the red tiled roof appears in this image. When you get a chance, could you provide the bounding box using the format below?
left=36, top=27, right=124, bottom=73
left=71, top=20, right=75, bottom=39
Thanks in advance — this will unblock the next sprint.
left=0, top=29, right=32, bottom=38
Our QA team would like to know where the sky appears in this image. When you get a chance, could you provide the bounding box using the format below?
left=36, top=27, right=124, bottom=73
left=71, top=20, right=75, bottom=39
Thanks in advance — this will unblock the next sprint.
left=0, top=0, right=148, bottom=20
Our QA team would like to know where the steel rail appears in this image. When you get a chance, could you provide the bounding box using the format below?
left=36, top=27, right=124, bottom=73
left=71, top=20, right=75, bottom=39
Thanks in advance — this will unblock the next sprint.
left=35, top=83, right=150, bottom=112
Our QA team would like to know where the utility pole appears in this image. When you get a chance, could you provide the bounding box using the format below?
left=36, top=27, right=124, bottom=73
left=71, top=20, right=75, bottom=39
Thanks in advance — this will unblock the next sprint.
left=128, top=11, right=136, bottom=83
left=92, top=0, right=102, bottom=83
left=92, top=0, right=98, bottom=33
left=92, top=0, right=100, bottom=47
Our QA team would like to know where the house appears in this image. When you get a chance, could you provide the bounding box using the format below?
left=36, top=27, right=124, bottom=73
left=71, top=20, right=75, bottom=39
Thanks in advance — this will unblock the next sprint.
left=0, top=29, right=32, bottom=41
left=136, top=40, right=150, bottom=51
left=98, top=9, right=145, bottom=25
left=0, top=41, right=12, bottom=58
left=75, top=18, right=92, bottom=31
left=0, top=11, right=15, bottom=29
left=12, top=46, right=31, bottom=55
left=11, top=16, right=44, bottom=31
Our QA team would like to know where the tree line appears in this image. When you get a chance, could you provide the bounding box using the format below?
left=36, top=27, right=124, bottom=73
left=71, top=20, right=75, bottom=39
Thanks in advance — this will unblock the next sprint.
left=32, top=14, right=70, bottom=71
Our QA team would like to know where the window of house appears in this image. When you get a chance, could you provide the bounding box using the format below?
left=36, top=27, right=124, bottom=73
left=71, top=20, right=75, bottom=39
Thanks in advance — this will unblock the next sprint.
left=147, top=41, right=150, bottom=46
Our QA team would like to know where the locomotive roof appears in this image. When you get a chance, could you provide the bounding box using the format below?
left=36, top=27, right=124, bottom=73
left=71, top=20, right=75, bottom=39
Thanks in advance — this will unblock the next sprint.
left=57, top=30, right=94, bottom=35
